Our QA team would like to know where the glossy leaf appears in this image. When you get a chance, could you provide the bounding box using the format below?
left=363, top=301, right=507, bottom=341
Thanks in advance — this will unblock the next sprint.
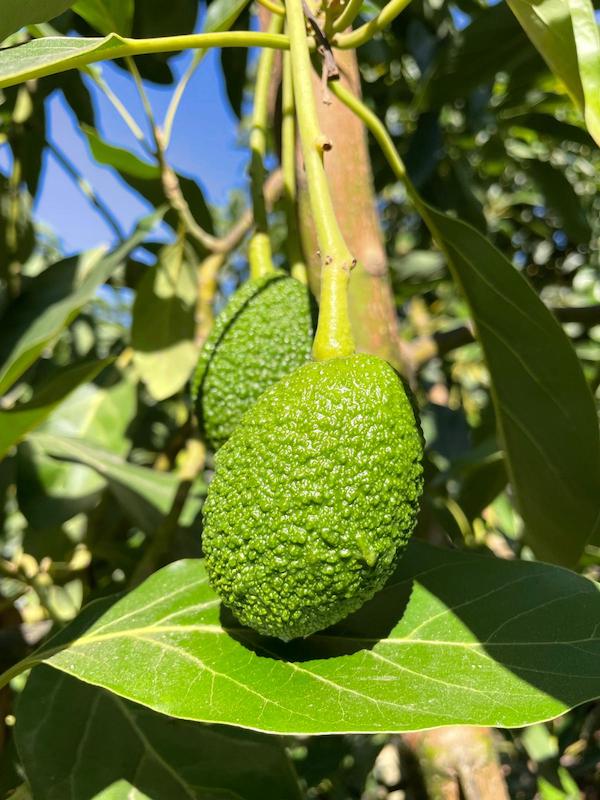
left=0, top=211, right=163, bottom=396
left=0, top=358, right=111, bottom=458
left=568, top=0, right=600, bottom=145
left=0, top=0, right=75, bottom=42
left=72, top=0, right=134, bottom=36
left=28, top=433, right=186, bottom=533
left=507, top=0, right=600, bottom=145
left=418, top=203, right=600, bottom=565
left=0, top=35, right=124, bottom=90
left=131, top=243, right=199, bottom=401
left=18, top=542, right=600, bottom=734
left=16, top=372, right=138, bottom=528
left=16, top=666, right=301, bottom=800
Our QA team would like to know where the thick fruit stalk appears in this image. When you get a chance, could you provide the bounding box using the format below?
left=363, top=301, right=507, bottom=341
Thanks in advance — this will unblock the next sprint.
left=285, top=0, right=355, bottom=360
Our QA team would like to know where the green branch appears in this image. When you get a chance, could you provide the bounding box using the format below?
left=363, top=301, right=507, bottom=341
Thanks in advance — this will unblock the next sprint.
left=248, top=14, right=283, bottom=279
left=286, top=0, right=355, bottom=360
left=281, top=49, right=306, bottom=282
left=0, top=32, right=291, bottom=90
left=334, top=0, right=413, bottom=48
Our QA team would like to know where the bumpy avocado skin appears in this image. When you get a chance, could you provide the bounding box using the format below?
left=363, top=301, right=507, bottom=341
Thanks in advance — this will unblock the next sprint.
left=193, top=274, right=314, bottom=450
left=203, top=354, right=424, bottom=641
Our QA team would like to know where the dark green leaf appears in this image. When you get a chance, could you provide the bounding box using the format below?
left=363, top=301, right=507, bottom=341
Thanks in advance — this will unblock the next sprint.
left=82, top=126, right=214, bottom=241
left=16, top=666, right=301, bottom=800
left=72, top=0, right=134, bottom=36
left=0, top=0, right=75, bottom=42
left=128, top=0, right=199, bottom=84
left=419, top=202, right=600, bottom=565
left=420, top=4, right=539, bottom=108
left=18, top=543, right=600, bottom=733
left=220, top=8, right=250, bottom=117
left=525, top=159, right=591, bottom=243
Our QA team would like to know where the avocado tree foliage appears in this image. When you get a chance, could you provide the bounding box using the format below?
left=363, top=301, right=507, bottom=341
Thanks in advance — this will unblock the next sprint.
left=0, top=0, right=599, bottom=796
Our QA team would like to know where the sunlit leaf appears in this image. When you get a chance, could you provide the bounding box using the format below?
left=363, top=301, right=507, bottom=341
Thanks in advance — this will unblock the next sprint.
left=131, top=243, right=199, bottom=401
left=0, top=210, right=163, bottom=396
left=0, top=358, right=111, bottom=458
left=507, top=0, right=600, bottom=145
left=28, top=432, right=189, bottom=533
left=14, top=543, right=600, bottom=734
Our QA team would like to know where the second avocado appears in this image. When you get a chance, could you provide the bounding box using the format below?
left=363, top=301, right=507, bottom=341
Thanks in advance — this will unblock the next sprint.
left=193, top=272, right=314, bottom=450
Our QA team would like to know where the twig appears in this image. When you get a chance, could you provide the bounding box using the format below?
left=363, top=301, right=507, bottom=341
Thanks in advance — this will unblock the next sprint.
left=302, top=0, right=340, bottom=94
left=47, top=140, right=125, bottom=242
left=129, top=438, right=206, bottom=588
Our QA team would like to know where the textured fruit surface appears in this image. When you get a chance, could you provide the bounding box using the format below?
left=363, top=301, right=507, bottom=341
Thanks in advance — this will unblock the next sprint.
left=203, top=354, right=424, bottom=640
left=193, top=273, right=313, bottom=450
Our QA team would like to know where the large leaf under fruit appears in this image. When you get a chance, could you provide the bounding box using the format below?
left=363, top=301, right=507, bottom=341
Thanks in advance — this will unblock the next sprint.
left=10, top=542, right=600, bottom=734
left=16, top=667, right=301, bottom=800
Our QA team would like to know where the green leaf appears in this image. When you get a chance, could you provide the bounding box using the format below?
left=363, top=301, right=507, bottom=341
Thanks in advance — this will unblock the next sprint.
left=506, top=0, right=600, bottom=145
left=567, top=0, right=600, bottom=145
left=0, top=35, right=126, bottom=90
left=16, top=371, right=138, bottom=528
left=28, top=432, right=189, bottom=533
left=0, top=358, right=111, bottom=458
left=131, top=243, right=198, bottom=401
left=16, top=666, right=301, bottom=800
left=72, top=0, right=134, bottom=36
left=19, top=542, right=600, bottom=734
left=203, top=0, right=251, bottom=34
left=525, top=159, right=591, bottom=243
left=0, top=210, right=163, bottom=396
left=421, top=3, right=540, bottom=108
left=0, top=0, right=75, bottom=43
left=419, top=203, right=600, bottom=566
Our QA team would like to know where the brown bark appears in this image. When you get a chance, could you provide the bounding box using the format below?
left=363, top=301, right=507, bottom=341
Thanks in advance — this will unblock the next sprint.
left=296, top=48, right=408, bottom=373
left=404, top=728, right=510, bottom=800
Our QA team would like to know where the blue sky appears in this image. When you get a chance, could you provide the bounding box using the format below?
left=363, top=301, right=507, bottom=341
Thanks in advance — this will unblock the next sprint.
left=1, top=44, right=249, bottom=254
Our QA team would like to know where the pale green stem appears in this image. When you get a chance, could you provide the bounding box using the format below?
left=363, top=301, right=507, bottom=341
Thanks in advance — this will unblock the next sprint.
left=0, top=657, right=41, bottom=690
left=330, top=0, right=365, bottom=34
left=125, top=56, right=159, bottom=146
left=334, top=0, right=413, bottom=48
left=286, top=0, right=355, bottom=359
left=0, top=32, right=291, bottom=91
left=256, top=0, right=286, bottom=16
left=248, top=15, right=283, bottom=279
left=83, top=66, right=148, bottom=148
left=162, top=50, right=204, bottom=150
left=281, top=49, right=306, bottom=282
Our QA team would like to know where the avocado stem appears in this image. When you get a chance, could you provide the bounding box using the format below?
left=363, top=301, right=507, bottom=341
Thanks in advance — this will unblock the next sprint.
left=281, top=49, right=308, bottom=284
left=285, top=0, right=356, bottom=360
left=248, top=14, right=283, bottom=280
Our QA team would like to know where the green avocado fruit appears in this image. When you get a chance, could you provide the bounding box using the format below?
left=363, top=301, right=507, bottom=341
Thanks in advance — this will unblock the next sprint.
left=192, top=272, right=314, bottom=451
left=202, top=353, right=424, bottom=641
